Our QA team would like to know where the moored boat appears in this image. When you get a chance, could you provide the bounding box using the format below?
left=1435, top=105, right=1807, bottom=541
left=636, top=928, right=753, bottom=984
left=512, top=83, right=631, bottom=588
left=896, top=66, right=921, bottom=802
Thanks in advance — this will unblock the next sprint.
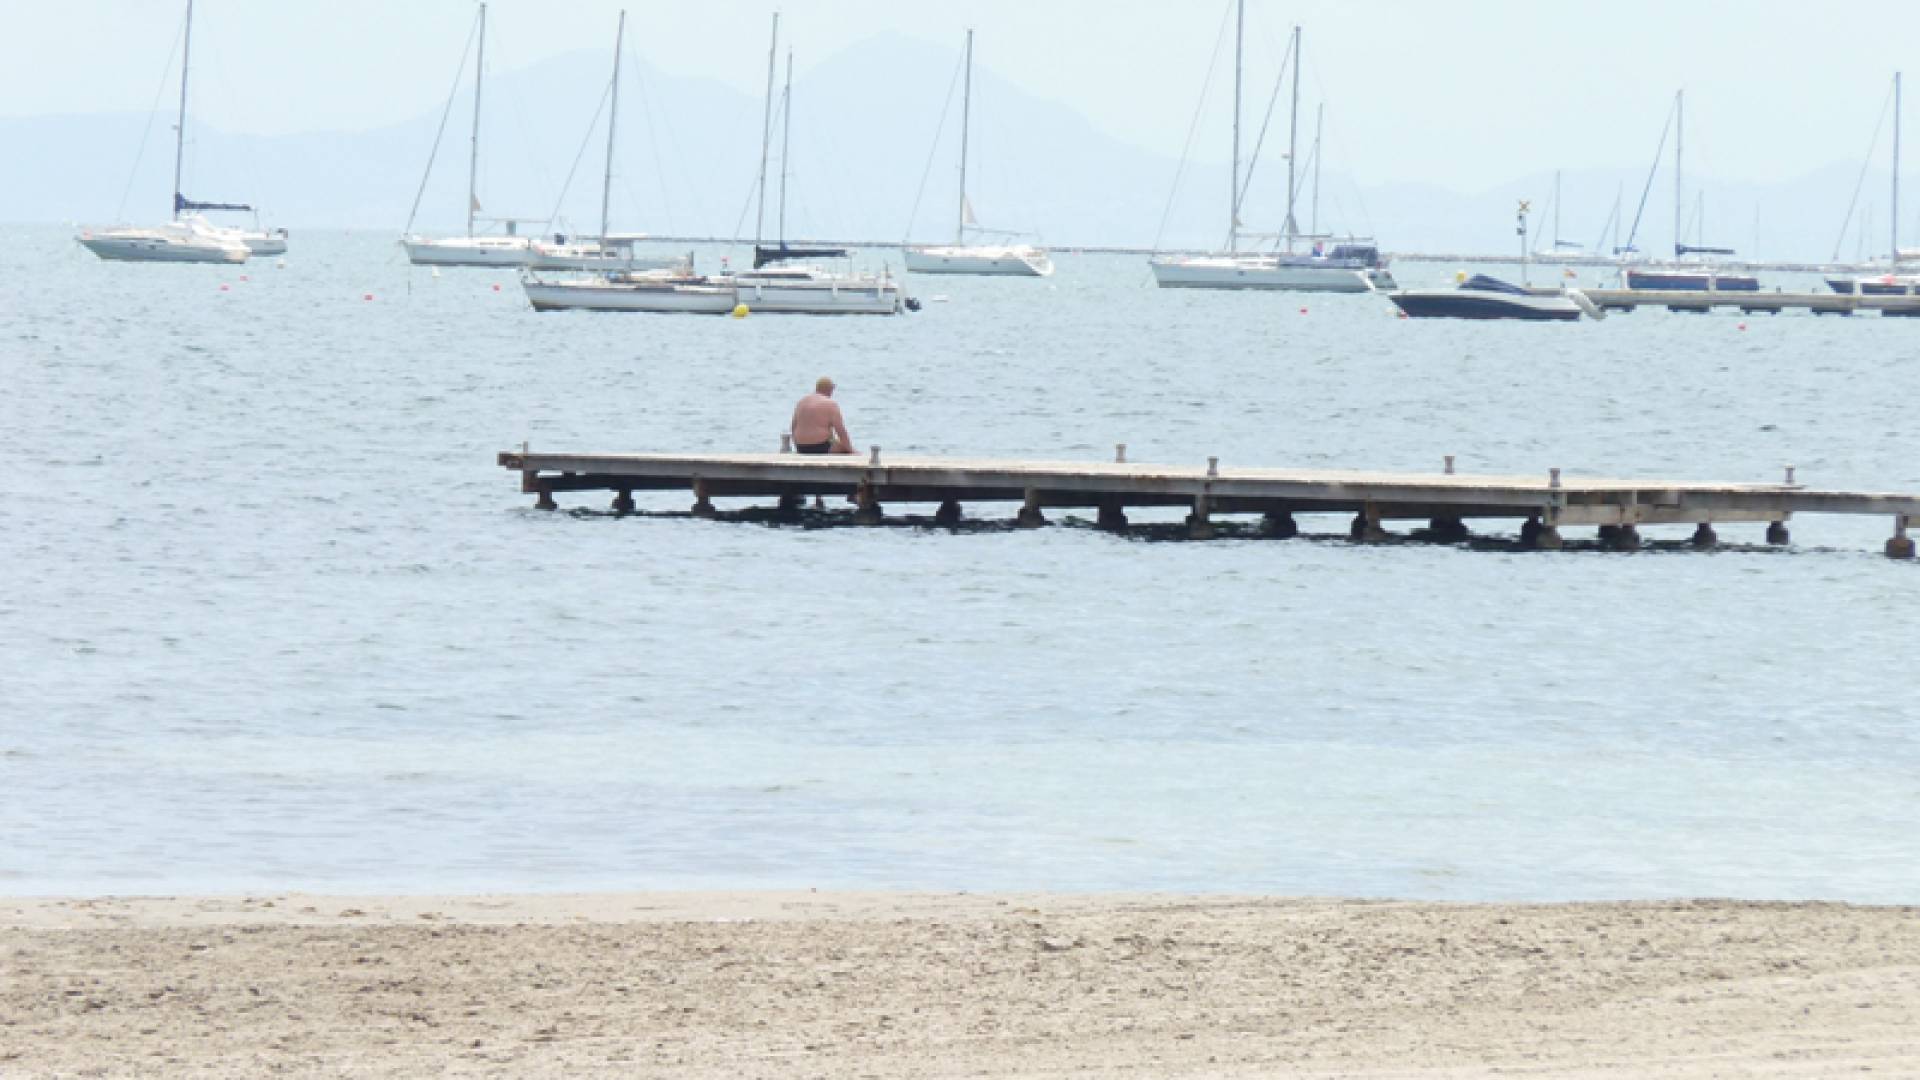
left=1389, top=274, right=1590, bottom=321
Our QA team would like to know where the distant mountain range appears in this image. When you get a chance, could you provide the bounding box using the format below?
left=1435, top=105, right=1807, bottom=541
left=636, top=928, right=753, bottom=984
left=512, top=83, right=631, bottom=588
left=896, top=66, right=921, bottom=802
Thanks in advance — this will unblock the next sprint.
left=2, top=32, right=1899, bottom=263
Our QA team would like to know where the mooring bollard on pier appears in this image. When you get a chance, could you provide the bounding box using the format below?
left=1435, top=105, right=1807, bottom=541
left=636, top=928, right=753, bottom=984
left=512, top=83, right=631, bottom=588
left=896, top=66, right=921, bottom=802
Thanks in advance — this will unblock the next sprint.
left=495, top=449, right=1920, bottom=559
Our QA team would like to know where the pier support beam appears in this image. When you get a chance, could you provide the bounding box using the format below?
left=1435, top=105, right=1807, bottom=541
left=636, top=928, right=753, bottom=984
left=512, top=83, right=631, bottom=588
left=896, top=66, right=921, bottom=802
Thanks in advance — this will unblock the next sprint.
left=690, top=480, right=716, bottom=519
left=611, top=490, right=635, bottom=515
left=1766, top=520, right=1791, bottom=546
left=1188, top=494, right=1216, bottom=540
left=1016, top=488, right=1047, bottom=529
left=1261, top=510, right=1298, bottom=539
left=1350, top=505, right=1390, bottom=544
left=535, top=488, right=557, bottom=512
left=1427, top=516, right=1470, bottom=543
left=1096, top=500, right=1128, bottom=532
left=776, top=493, right=803, bottom=521
left=1691, top=522, right=1718, bottom=548
left=853, top=481, right=883, bottom=526
left=1889, top=515, right=1916, bottom=559
left=933, top=499, right=963, bottom=528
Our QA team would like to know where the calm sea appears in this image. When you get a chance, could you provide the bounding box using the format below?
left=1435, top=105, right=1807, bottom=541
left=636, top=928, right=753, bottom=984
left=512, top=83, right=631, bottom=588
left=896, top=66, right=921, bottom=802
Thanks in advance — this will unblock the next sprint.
left=3, top=225, right=1916, bottom=901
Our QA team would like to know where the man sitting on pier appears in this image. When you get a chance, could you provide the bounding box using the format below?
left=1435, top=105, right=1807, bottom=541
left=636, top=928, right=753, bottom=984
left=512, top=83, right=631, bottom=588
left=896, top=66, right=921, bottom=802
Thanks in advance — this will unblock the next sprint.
left=791, top=377, right=857, bottom=455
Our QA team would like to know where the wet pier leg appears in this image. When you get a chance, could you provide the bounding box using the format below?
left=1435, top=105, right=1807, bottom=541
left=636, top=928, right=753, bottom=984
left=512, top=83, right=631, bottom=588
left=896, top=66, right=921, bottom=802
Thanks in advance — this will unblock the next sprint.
left=853, top=480, right=883, bottom=526
left=611, top=490, right=635, bottom=515
left=1521, top=516, right=1563, bottom=550
left=1350, top=504, right=1390, bottom=544
left=1096, top=499, right=1129, bottom=532
left=1766, top=520, right=1791, bottom=545
left=1015, top=488, right=1047, bottom=529
left=1691, top=522, right=1718, bottom=548
left=1261, top=510, right=1298, bottom=539
left=933, top=500, right=963, bottom=528
left=1187, top=494, right=1216, bottom=540
left=691, top=480, right=716, bottom=519
left=1889, top=515, right=1916, bottom=559
left=1427, top=516, right=1470, bottom=543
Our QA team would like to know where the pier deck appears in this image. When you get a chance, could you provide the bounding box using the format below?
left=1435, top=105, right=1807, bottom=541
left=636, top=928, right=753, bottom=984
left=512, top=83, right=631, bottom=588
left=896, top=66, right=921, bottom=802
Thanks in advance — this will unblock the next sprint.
left=1582, top=288, right=1920, bottom=315
left=498, top=449, right=1920, bottom=557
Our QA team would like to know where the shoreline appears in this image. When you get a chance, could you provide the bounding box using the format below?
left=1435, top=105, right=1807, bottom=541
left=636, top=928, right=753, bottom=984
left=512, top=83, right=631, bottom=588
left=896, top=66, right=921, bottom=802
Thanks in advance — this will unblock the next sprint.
left=6, top=892, right=1917, bottom=1077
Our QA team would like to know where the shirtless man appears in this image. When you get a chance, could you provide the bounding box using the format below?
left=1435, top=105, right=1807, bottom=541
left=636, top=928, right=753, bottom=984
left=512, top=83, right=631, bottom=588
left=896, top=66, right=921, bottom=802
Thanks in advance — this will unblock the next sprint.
left=790, top=377, right=857, bottom=455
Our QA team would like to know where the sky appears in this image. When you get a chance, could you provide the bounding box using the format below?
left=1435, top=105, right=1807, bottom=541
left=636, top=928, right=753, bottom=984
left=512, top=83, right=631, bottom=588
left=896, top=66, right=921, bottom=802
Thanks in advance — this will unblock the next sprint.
left=9, top=0, right=1919, bottom=198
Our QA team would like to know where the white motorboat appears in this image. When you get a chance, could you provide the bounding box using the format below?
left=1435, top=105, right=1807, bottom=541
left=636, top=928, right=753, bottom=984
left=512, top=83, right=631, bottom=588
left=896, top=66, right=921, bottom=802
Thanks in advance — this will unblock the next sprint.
left=902, top=31, right=1052, bottom=278
left=77, top=215, right=249, bottom=264
left=1389, top=275, right=1595, bottom=321
left=400, top=4, right=544, bottom=268
left=904, top=242, right=1052, bottom=276
left=76, top=0, right=278, bottom=264
left=1148, top=15, right=1393, bottom=293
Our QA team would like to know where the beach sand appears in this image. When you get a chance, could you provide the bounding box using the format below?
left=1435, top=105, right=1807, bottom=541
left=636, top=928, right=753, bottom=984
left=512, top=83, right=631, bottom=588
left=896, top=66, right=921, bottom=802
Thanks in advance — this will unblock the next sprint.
left=3, top=892, right=1916, bottom=1077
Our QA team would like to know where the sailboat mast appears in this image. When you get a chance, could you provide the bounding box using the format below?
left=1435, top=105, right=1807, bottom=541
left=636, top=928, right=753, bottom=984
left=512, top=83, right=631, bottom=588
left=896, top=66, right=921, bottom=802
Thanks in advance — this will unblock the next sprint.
left=754, top=12, right=780, bottom=245
left=1310, top=102, right=1323, bottom=236
left=1284, top=26, right=1301, bottom=247
left=172, top=0, right=193, bottom=220
left=1553, top=170, right=1562, bottom=249
left=1893, top=71, right=1902, bottom=264
left=778, top=50, right=792, bottom=246
left=958, top=29, right=973, bottom=245
left=1229, top=0, right=1242, bottom=252
left=467, top=2, right=486, bottom=237
left=599, top=10, right=625, bottom=244
left=1673, top=89, right=1683, bottom=257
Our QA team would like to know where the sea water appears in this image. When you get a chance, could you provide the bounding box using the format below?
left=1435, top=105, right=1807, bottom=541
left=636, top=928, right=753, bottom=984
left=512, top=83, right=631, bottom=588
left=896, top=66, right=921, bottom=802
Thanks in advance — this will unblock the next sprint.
left=2, top=225, right=1916, bottom=901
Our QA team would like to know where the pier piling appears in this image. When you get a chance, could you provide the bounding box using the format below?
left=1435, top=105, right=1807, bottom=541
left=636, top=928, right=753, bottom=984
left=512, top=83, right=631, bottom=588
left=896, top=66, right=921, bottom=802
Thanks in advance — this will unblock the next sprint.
left=1890, top=516, right=1916, bottom=559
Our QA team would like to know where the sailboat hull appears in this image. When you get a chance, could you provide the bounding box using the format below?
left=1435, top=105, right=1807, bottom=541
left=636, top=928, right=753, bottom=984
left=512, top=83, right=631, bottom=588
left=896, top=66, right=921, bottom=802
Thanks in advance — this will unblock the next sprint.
left=403, top=236, right=533, bottom=267
left=1150, top=256, right=1391, bottom=293
left=903, top=246, right=1052, bottom=276
left=525, top=273, right=906, bottom=316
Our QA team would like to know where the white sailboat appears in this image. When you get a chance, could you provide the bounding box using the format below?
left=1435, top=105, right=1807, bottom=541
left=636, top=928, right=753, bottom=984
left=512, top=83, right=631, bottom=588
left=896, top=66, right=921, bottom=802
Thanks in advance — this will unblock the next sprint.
left=903, top=31, right=1052, bottom=277
left=76, top=0, right=277, bottom=265
left=526, top=13, right=684, bottom=274
left=1828, top=73, right=1920, bottom=296
left=402, top=3, right=534, bottom=268
left=1149, top=12, right=1393, bottom=293
left=1618, top=90, right=1760, bottom=292
left=524, top=14, right=909, bottom=316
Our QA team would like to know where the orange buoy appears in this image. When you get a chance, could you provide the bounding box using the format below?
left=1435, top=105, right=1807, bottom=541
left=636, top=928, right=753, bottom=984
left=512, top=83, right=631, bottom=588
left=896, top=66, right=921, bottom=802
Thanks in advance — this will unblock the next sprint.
left=363, top=293, right=374, bottom=301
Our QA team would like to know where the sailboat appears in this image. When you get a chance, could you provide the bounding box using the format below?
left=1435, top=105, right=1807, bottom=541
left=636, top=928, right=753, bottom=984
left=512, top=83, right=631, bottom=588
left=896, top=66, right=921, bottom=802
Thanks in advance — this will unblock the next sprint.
left=526, top=12, right=684, bottom=274
left=402, top=4, right=534, bottom=268
left=523, top=14, right=909, bottom=316
left=76, top=0, right=281, bottom=264
left=1828, top=73, right=1920, bottom=296
left=1149, top=11, right=1393, bottom=293
left=902, top=31, right=1052, bottom=277
left=1619, top=90, right=1758, bottom=292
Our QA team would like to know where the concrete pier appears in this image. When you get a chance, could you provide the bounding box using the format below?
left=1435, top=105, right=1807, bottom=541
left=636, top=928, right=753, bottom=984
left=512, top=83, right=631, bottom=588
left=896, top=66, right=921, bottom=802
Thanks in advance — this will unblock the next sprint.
left=1583, top=288, right=1920, bottom=316
left=498, top=450, right=1920, bottom=558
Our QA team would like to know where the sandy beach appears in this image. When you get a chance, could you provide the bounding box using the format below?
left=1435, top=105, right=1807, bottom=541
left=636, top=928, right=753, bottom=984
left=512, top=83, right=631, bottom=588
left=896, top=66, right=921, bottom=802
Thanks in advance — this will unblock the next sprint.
left=2, top=892, right=1916, bottom=1077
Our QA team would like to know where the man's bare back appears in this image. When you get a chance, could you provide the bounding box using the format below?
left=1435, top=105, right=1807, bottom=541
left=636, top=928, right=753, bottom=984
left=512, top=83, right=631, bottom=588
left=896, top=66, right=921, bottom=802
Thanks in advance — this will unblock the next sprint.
left=791, top=378, right=856, bottom=454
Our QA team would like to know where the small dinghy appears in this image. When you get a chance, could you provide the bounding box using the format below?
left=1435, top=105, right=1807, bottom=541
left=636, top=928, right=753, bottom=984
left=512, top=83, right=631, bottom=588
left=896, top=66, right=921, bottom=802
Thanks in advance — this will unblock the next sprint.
left=1388, top=274, right=1597, bottom=321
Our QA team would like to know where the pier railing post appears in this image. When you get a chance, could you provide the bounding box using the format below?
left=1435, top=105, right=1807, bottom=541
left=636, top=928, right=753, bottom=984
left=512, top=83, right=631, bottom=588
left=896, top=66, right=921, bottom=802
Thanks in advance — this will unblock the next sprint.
left=780, top=433, right=793, bottom=453
left=1115, top=444, right=1127, bottom=463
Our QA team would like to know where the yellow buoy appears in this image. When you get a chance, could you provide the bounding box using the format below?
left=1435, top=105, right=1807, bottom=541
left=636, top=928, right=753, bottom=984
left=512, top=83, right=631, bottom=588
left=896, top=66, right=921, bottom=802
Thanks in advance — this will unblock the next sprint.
left=1454, top=269, right=1468, bottom=283
left=731, top=303, right=750, bottom=319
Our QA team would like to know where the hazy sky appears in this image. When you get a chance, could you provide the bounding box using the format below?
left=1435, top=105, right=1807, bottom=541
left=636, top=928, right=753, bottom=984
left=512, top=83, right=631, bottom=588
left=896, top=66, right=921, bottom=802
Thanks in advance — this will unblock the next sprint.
left=8, top=1, right=1918, bottom=193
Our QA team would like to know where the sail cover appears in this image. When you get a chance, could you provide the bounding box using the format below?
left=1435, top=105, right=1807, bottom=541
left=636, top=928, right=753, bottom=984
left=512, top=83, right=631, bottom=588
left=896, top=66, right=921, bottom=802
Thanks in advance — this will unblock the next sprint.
left=175, top=193, right=254, bottom=213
